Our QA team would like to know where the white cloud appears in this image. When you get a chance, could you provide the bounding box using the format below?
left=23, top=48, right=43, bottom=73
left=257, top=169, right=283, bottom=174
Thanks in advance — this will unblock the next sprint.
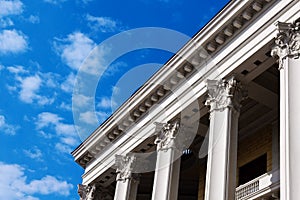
left=96, top=111, right=110, bottom=123
left=23, top=146, right=43, bottom=161
left=59, top=102, right=72, bottom=111
left=0, top=29, right=28, bottom=54
left=97, top=97, right=111, bottom=109
left=36, top=112, right=80, bottom=153
left=54, top=143, right=72, bottom=154
left=61, top=136, right=78, bottom=146
left=86, top=14, right=120, bottom=33
left=43, top=0, right=66, bottom=4
left=35, top=112, right=61, bottom=129
left=38, top=130, right=52, bottom=139
left=24, top=175, right=72, bottom=195
left=54, top=32, right=96, bottom=70
left=0, top=162, right=73, bottom=199
left=55, top=123, right=76, bottom=136
left=0, top=18, right=14, bottom=27
left=61, top=72, right=75, bottom=93
left=6, top=85, right=17, bottom=91
left=44, top=0, right=92, bottom=5
left=97, top=96, right=117, bottom=109
left=112, top=85, right=120, bottom=95
left=16, top=74, right=55, bottom=105
left=55, top=31, right=123, bottom=77
left=72, top=94, right=93, bottom=108
left=0, top=114, right=18, bottom=135
left=78, top=44, right=111, bottom=75
left=37, top=96, right=55, bottom=105
left=79, top=110, right=111, bottom=125
left=27, top=15, right=40, bottom=24
left=6, top=67, right=57, bottom=105
left=79, top=111, right=98, bottom=125
left=0, top=0, right=23, bottom=17
left=18, top=75, right=41, bottom=103
left=39, top=72, right=59, bottom=88
left=7, top=65, right=28, bottom=74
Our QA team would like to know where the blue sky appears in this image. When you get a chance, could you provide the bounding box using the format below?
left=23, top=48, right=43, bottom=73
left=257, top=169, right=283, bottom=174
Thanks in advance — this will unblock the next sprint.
left=0, top=0, right=229, bottom=199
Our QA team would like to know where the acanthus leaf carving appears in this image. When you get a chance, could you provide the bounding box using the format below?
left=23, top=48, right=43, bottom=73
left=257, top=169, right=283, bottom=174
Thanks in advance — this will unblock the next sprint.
left=77, top=184, right=113, bottom=200
left=115, top=154, right=136, bottom=182
left=77, top=184, right=96, bottom=200
left=271, top=18, right=300, bottom=69
left=205, top=77, right=245, bottom=113
left=154, top=120, right=180, bottom=150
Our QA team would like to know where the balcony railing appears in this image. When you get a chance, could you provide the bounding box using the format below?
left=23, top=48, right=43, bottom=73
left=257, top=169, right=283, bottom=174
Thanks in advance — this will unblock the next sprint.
left=235, top=170, right=279, bottom=200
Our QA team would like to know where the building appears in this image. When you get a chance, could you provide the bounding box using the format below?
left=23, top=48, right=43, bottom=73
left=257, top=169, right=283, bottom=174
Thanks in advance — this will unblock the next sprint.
left=72, top=0, right=300, bottom=199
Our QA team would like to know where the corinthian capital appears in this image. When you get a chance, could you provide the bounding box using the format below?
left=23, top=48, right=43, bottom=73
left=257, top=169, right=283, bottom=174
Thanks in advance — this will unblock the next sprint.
left=271, top=18, right=300, bottom=69
left=77, top=184, right=113, bottom=200
left=154, top=120, right=180, bottom=150
left=115, top=154, right=136, bottom=181
left=205, top=77, right=245, bottom=112
left=77, top=184, right=96, bottom=200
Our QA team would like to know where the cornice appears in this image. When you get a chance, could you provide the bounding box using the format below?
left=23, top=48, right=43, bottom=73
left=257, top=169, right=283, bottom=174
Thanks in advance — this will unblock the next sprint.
left=72, top=0, right=277, bottom=168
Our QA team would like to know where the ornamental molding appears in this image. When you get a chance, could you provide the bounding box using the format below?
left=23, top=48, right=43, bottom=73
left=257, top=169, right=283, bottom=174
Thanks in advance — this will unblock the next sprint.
left=77, top=184, right=112, bottom=200
left=205, top=78, right=245, bottom=113
left=115, top=154, right=136, bottom=182
left=154, top=120, right=180, bottom=151
left=73, top=0, right=276, bottom=169
left=271, top=18, right=300, bottom=69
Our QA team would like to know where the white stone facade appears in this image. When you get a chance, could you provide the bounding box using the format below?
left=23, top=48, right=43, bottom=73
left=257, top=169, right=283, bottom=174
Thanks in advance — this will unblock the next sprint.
left=72, top=0, right=300, bottom=199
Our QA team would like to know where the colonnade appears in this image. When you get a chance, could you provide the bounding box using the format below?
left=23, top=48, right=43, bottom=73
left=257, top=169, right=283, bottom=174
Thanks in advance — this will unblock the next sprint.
left=78, top=19, right=300, bottom=200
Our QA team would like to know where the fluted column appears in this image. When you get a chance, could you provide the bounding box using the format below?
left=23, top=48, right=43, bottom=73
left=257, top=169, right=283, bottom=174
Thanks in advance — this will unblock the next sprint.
left=271, top=18, right=300, bottom=200
left=151, top=121, right=181, bottom=200
left=114, top=154, right=139, bottom=200
left=204, top=77, right=245, bottom=200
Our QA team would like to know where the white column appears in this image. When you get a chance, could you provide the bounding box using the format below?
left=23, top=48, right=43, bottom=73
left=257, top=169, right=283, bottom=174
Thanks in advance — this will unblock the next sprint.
left=114, top=154, right=138, bottom=200
left=204, top=77, right=244, bottom=200
left=151, top=121, right=181, bottom=200
left=128, top=175, right=139, bottom=200
left=271, top=18, right=300, bottom=200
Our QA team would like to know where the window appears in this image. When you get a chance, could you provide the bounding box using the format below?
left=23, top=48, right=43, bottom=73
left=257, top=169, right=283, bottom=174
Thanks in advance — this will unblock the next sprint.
left=238, top=154, right=267, bottom=185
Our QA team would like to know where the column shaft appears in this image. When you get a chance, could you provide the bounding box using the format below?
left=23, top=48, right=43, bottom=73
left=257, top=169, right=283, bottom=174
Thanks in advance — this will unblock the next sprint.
left=151, top=121, right=181, bottom=200
left=271, top=18, right=300, bottom=200
left=114, top=154, right=138, bottom=200
left=205, top=106, right=239, bottom=200
left=279, top=58, right=300, bottom=199
left=114, top=179, right=131, bottom=200
left=204, top=78, right=244, bottom=200
left=151, top=148, right=181, bottom=200
left=128, top=178, right=139, bottom=200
